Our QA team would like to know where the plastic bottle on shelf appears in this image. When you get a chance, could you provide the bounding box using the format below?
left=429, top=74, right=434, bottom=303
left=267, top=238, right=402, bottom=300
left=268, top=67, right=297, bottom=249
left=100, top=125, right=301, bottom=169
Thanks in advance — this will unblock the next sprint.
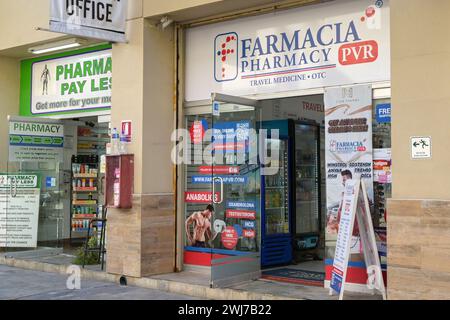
left=111, top=128, right=120, bottom=155
left=119, top=131, right=128, bottom=154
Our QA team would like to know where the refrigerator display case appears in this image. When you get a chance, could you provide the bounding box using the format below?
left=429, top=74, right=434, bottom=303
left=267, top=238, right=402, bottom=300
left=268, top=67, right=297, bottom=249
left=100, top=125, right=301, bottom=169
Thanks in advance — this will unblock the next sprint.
left=260, top=120, right=293, bottom=267
left=293, top=122, right=321, bottom=258
left=261, top=120, right=321, bottom=267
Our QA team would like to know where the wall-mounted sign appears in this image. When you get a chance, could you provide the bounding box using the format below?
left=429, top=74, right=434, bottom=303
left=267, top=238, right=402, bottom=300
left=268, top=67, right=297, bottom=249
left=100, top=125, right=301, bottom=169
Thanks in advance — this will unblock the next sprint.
left=50, top=0, right=128, bottom=43
left=375, top=103, right=391, bottom=123
left=9, top=120, right=64, bottom=162
left=0, top=174, right=41, bottom=248
left=185, top=0, right=390, bottom=101
left=411, top=136, right=431, bottom=159
left=29, top=49, right=112, bottom=116
left=121, top=120, right=132, bottom=143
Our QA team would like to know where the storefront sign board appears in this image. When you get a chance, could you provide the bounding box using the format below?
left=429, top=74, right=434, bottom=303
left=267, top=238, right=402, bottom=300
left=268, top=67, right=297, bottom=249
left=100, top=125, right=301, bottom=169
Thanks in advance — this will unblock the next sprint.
left=185, top=0, right=390, bottom=101
left=29, top=49, right=112, bottom=116
left=50, top=0, right=128, bottom=43
left=9, top=121, right=64, bottom=162
left=0, top=174, right=41, bottom=248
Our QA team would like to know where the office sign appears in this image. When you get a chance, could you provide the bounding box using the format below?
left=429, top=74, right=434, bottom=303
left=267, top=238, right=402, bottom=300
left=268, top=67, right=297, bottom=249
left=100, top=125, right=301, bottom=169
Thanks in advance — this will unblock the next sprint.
left=185, top=0, right=390, bottom=101
left=50, top=0, right=128, bottom=43
left=9, top=120, right=64, bottom=162
left=0, top=174, right=41, bottom=248
left=30, top=49, right=112, bottom=116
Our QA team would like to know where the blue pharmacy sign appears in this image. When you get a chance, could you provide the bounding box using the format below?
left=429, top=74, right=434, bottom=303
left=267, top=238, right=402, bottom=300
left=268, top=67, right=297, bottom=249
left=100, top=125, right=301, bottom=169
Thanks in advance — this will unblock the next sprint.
left=375, top=103, right=391, bottom=123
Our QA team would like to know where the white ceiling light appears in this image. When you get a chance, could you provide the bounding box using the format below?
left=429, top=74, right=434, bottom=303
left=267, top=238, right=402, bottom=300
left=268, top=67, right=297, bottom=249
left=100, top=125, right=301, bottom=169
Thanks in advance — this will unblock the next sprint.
left=29, top=38, right=86, bottom=55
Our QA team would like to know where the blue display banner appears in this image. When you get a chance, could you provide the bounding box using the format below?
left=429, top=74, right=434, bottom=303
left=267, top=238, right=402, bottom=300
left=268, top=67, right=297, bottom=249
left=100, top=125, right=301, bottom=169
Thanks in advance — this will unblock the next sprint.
left=243, top=220, right=256, bottom=229
left=227, top=200, right=256, bottom=209
left=212, top=121, right=251, bottom=154
left=191, top=176, right=248, bottom=184
left=376, top=103, right=391, bottom=123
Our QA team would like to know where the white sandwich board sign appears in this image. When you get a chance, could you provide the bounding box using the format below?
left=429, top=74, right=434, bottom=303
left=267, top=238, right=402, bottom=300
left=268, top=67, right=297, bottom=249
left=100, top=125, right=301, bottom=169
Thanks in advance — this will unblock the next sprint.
left=329, top=179, right=386, bottom=300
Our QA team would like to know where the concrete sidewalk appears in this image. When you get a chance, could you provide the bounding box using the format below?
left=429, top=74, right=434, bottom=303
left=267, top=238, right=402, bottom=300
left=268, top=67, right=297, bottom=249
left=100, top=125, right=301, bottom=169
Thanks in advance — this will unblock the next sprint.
left=0, top=265, right=199, bottom=300
left=0, top=253, right=382, bottom=300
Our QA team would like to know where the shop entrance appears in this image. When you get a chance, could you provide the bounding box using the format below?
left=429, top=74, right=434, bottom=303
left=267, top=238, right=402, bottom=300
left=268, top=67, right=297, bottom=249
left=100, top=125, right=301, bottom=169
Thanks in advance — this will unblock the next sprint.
left=183, top=93, right=325, bottom=287
left=2, top=115, right=110, bottom=262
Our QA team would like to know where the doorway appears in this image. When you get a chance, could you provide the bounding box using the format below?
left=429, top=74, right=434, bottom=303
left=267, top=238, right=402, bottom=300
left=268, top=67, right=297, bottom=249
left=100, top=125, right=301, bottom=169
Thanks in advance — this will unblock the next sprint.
left=182, top=93, right=326, bottom=287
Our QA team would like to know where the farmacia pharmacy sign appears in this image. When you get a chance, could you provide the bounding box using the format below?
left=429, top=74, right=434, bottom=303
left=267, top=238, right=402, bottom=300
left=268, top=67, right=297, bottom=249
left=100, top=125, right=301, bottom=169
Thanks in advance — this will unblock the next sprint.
left=30, top=49, right=112, bottom=115
left=185, top=0, right=390, bottom=101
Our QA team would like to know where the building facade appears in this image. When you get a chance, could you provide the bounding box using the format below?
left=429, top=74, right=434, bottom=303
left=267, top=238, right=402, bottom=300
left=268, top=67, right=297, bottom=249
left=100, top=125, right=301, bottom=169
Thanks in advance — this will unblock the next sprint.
left=0, top=0, right=449, bottom=299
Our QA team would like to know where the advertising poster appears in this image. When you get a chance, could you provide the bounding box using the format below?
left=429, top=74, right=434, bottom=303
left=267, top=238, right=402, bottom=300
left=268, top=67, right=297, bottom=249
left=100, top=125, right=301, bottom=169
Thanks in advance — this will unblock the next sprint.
left=30, top=49, right=112, bottom=115
left=0, top=174, right=41, bottom=248
left=373, top=148, right=391, bottom=183
left=324, top=85, right=374, bottom=252
left=330, top=179, right=358, bottom=294
left=185, top=0, right=390, bottom=101
left=9, top=121, right=64, bottom=162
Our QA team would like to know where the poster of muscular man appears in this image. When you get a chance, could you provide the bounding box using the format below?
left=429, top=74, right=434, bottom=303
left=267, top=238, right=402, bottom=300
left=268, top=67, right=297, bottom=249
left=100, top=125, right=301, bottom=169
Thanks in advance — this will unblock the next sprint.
left=185, top=204, right=218, bottom=248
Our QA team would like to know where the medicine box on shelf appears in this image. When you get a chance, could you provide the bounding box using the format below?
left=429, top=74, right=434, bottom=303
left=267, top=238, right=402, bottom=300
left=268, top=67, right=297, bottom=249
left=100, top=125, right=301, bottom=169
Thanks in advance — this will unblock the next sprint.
left=105, top=154, right=134, bottom=209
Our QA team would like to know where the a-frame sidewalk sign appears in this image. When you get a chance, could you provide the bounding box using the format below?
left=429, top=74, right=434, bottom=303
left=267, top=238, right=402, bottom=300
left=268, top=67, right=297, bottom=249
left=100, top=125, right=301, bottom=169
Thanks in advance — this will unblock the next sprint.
left=329, top=178, right=387, bottom=300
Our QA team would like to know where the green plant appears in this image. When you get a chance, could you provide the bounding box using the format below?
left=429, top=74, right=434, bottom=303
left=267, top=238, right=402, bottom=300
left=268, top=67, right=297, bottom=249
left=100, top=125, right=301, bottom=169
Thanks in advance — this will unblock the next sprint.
left=72, top=236, right=100, bottom=265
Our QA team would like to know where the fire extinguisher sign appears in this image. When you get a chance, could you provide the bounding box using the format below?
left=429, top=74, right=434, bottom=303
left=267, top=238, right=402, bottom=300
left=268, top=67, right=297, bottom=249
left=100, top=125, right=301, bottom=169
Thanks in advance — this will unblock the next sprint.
left=121, top=120, right=132, bottom=143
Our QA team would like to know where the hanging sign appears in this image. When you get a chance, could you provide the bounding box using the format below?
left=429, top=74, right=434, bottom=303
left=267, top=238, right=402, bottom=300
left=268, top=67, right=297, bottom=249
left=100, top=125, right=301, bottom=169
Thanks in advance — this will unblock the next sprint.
left=324, top=85, right=374, bottom=242
left=185, top=0, right=390, bottom=101
left=329, top=179, right=386, bottom=300
left=50, top=0, right=128, bottom=43
left=30, top=49, right=112, bottom=116
left=0, top=174, right=41, bottom=248
left=9, top=120, right=64, bottom=162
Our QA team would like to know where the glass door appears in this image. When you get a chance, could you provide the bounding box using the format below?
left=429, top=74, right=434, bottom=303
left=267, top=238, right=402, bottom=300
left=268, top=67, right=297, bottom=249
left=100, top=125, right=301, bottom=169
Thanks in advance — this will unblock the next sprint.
left=2, top=116, right=66, bottom=257
left=210, top=93, right=261, bottom=287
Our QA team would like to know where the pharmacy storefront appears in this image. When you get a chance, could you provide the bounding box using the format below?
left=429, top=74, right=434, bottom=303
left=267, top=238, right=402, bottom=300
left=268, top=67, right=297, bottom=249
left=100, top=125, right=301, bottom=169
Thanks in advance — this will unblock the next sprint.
left=1, top=45, right=112, bottom=257
left=180, top=0, right=391, bottom=291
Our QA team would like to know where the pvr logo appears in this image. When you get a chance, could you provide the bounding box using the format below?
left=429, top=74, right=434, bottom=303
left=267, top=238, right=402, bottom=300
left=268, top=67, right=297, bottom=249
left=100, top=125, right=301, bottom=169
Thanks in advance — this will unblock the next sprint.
left=338, top=40, right=378, bottom=66
left=214, top=32, right=238, bottom=82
